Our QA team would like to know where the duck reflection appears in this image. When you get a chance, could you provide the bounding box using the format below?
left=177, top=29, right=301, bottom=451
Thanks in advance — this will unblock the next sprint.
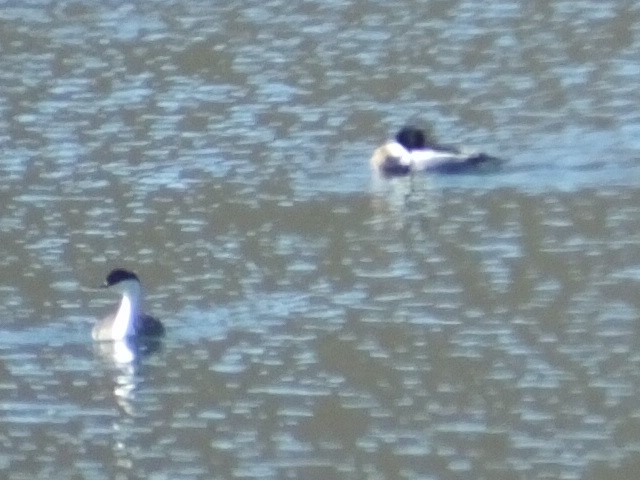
left=90, top=336, right=165, bottom=477
left=93, top=336, right=163, bottom=416
left=93, top=335, right=163, bottom=366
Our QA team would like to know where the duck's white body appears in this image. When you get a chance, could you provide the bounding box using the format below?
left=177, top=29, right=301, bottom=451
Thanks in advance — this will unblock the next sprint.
left=371, top=141, right=486, bottom=173
left=93, top=279, right=139, bottom=341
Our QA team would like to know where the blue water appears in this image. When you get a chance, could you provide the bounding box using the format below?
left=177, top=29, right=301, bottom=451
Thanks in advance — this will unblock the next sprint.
left=2, top=1, right=640, bottom=479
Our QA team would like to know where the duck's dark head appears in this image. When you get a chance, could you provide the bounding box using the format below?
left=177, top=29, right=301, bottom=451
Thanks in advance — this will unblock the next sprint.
left=395, top=126, right=427, bottom=150
left=104, top=268, right=140, bottom=288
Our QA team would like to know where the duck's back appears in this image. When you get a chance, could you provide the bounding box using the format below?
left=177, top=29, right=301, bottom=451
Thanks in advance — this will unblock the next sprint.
left=137, top=314, right=165, bottom=337
left=417, top=151, right=503, bottom=173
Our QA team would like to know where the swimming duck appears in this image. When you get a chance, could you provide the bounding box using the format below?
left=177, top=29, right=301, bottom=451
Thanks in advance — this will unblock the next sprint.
left=92, top=268, right=165, bottom=341
left=371, top=126, right=502, bottom=176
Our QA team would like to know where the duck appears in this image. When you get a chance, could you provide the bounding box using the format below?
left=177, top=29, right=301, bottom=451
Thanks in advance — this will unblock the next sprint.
left=92, top=268, right=165, bottom=341
left=371, top=126, right=502, bottom=176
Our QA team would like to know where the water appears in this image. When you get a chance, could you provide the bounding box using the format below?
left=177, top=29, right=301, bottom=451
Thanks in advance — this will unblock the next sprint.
left=1, top=1, right=640, bottom=478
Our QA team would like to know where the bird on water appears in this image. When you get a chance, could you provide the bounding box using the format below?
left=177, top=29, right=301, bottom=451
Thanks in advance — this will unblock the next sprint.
left=92, top=268, right=165, bottom=341
left=371, top=125, right=503, bottom=176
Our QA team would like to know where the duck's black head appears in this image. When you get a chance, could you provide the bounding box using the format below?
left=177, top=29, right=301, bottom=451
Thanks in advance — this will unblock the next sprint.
left=395, top=126, right=427, bottom=150
left=104, top=268, right=140, bottom=287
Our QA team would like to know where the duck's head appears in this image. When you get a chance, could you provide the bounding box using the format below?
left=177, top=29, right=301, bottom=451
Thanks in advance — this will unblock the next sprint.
left=103, top=268, right=141, bottom=295
left=395, top=126, right=427, bottom=150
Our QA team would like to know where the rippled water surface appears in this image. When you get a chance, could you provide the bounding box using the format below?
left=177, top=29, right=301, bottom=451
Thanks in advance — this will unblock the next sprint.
left=2, top=1, right=640, bottom=479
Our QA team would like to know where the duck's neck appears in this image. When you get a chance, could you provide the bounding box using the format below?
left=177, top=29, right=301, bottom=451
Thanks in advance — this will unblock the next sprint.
left=111, top=285, right=141, bottom=340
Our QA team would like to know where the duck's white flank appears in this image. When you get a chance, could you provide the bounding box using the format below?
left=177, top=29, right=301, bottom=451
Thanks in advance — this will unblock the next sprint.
left=371, top=141, right=478, bottom=171
left=109, top=290, right=135, bottom=340
left=93, top=279, right=141, bottom=341
left=371, top=134, right=500, bottom=176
